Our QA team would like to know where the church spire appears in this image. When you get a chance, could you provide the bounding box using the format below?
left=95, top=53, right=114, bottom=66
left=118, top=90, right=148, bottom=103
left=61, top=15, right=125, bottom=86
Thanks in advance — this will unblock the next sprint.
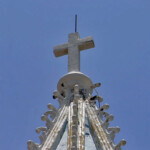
left=27, top=30, right=126, bottom=150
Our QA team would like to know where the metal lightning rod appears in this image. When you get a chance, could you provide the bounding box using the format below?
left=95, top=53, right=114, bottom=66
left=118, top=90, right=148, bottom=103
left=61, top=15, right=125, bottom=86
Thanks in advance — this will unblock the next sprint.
left=75, top=14, right=77, bottom=32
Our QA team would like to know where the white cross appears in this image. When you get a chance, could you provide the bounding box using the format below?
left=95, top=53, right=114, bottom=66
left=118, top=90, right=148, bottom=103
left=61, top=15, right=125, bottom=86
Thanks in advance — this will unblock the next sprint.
left=53, top=32, right=95, bottom=72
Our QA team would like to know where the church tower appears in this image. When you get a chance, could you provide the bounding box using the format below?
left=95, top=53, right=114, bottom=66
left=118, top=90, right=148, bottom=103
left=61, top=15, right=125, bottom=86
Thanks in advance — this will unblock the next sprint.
left=27, top=30, right=126, bottom=150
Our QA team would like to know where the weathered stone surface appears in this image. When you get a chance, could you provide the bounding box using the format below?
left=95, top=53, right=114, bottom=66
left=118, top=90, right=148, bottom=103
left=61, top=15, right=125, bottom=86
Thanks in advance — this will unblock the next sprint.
left=53, top=32, right=94, bottom=72
left=28, top=31, right=126, bottom=150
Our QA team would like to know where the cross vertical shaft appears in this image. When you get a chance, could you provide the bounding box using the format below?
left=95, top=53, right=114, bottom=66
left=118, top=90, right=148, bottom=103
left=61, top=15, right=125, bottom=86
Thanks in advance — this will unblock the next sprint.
left=68, top=33, right=80, bottom=72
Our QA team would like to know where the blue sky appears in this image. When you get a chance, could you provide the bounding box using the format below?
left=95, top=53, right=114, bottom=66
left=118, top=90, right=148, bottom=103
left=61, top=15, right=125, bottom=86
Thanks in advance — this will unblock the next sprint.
left=0, top=0, right=150, bottom=149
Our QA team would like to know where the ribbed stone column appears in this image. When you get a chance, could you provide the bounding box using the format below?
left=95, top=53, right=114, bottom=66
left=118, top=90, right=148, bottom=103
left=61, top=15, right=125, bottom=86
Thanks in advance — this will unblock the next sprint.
left=67, top=85, right=86, bottom=150
left=68, top=101, right=78, bottom=150
left=41, top=105, right=68, bottom=150
left=85, top=101, right=113, bottom=150
left=77, top=99, right=85, bottom=150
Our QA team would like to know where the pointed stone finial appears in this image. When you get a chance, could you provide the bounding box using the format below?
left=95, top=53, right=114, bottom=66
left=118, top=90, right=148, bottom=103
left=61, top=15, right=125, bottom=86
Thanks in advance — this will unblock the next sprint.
left=90, top=95, right=103, bottom=102
left=108, top=127, right=120, bottom=133
left=107, top=127, right=120, bottom=141
left=91, top=82, right=101, bottom=89
left=102, top=114, right=114, bottom=128
left=39, top=131, right=47, bottom=144
left=44, top=110, right=56, bottom=120
left=41, top=115, right=53, bottom=129
left=100, top=104, right=109, bottom=111
left=114, top=139, right=127, bottom=150
left=105, top=114, right=114, bottom=121
left=27, top=140, right=39, bottom=150
left=36, top=127, right=47, bottom=134
left=47, top=103, right=57, bottom=111
left=53, top=91, right=64, bottom=100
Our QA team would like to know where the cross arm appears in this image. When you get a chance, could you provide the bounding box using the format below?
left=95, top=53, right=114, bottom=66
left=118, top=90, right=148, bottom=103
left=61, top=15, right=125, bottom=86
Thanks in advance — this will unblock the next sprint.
left=53, top=35, right=95, bottom=58
left=78, top=36, right=95, bottom=51
left=53, top=43, right=68, bottom=57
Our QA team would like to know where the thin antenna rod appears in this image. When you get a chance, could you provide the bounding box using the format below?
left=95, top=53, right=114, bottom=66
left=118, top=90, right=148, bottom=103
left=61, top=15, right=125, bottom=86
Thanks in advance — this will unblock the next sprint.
left=75, top=14, right=77, bottom=32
